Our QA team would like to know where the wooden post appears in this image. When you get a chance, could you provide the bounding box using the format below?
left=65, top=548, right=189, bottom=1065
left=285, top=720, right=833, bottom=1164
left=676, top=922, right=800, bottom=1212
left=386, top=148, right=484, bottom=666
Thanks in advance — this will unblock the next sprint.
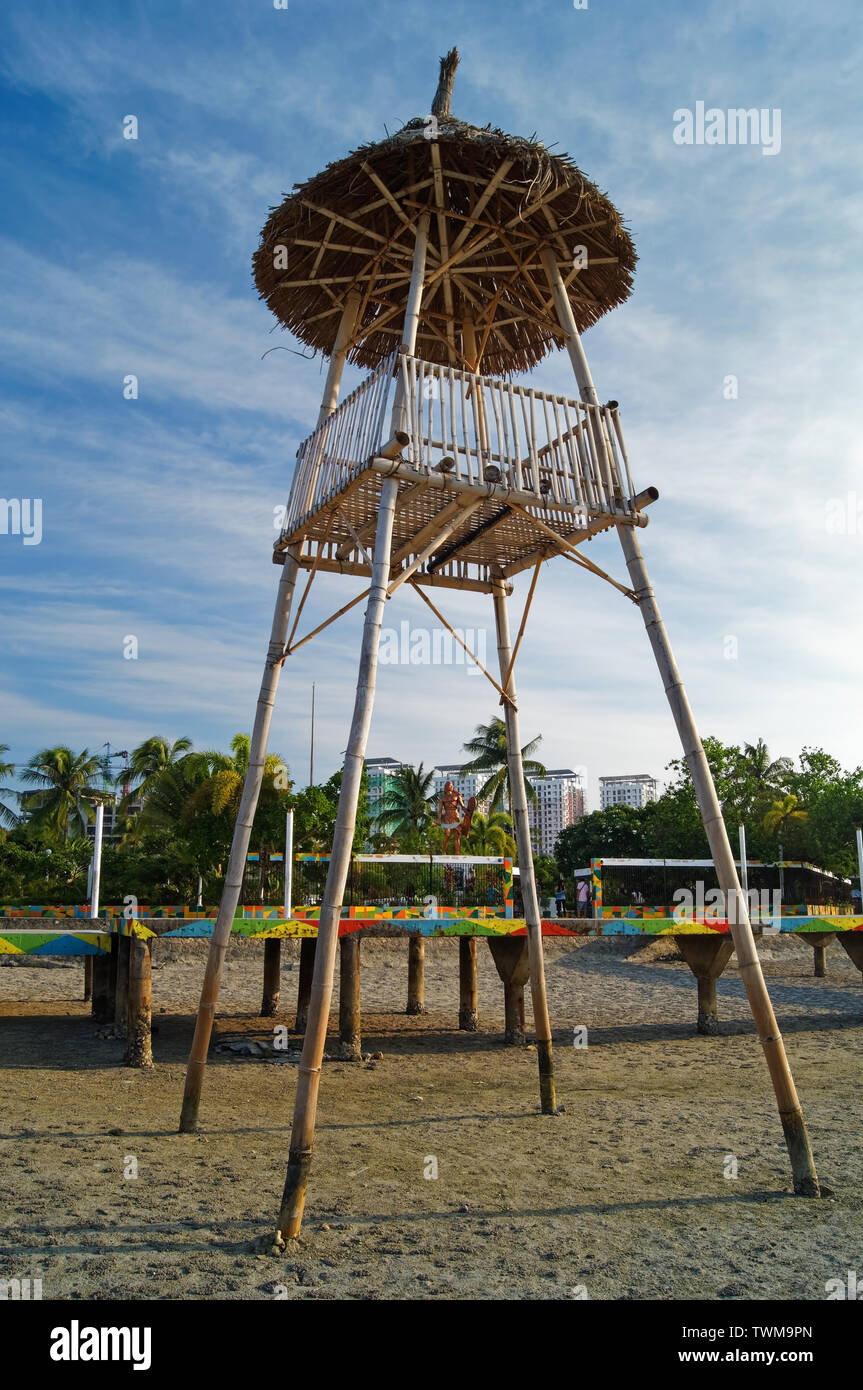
left=179, top=549, right=300, bottom=1132
left=295, top=937, right=316, bottom=1033
left=91, top=951, right=113, bottom=1023
left=805, top=931, right=835, bottom=978
left=458, top=936, right=478, bottom=1030
left=277, top=474, right=399, bottom=1240
left=316, top=291, right=361, bottom=428
left=261, top=939, right=281, bottom=1017
left=676, top=935, right=735, bottom=1035
left=491, top=578, right=558, bottom=1112
left=125, top=934, right=153, bottom=1068
left=406, top=933, right=426, bottom=1014
left=617, top=522, right=820, bottom=1196
left=837, top=933, right=863, bottom=988
left=83, top=956, right=93, bottom=1002
left=114, top=933, right=132, bottom=1037
left=337, top=933, right=362, bottom=1060
left=390, top=213, right=429, bottom=438
left=487, top=937, right=530, bottom=1044
left=539, top=247, right=600, bottom=407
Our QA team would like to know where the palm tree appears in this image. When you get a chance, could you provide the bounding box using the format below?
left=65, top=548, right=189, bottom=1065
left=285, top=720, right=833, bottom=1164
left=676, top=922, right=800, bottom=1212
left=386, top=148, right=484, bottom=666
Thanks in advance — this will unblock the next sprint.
left=463, top=810, right=517, bottom=859
left=0, top=744, right=20, bottom=831
left=374, top=763, right=436, bottom=844
left=762, top=793, right=808, bottom=838
left=461, top=717, right=546, bottom=813
left=742, top=739, right=793, bottom=792
left=19, top=746, right=105, bottom=845
left=182, top=734, right=287, bottom=823
left=120, top=735, right=194, bottom=804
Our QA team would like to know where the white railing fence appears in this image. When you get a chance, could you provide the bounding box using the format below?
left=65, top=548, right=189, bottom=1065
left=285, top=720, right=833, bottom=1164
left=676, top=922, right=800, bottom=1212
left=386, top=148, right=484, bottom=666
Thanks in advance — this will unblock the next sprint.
left=282, top=351, right=635, bottom=536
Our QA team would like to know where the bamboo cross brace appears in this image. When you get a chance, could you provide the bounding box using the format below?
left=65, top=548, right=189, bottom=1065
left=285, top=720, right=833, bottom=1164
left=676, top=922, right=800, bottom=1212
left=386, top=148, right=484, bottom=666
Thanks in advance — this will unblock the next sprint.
left=286, top=586, right=371, bottom=656
left=500, top=559, right=542, bottom=694
left=407, top=579, right=516, bottom=707
left=341, top=515, right=373, bottom=567
left=387, top=498, right=483, bottom=596
left=509, top=503, right=638, bottom=601
left=284, top=510, right=339, bottom=654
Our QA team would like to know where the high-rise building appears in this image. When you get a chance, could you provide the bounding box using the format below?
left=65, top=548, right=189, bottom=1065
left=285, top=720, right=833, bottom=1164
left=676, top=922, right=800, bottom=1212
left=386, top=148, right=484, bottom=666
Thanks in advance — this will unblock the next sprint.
left=365, top=756, right=411, bottom=824
left=599, top=774, right=658, bottom=810
left=526, top=768, right=586, bottom=856
left=430, top=765, right=490, bottom=816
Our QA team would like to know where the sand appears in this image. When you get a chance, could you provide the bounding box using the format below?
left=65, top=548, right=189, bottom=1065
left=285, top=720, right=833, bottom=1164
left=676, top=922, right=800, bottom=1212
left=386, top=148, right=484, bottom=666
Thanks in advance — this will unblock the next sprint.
left=1, top=934, right=861, bottom=1301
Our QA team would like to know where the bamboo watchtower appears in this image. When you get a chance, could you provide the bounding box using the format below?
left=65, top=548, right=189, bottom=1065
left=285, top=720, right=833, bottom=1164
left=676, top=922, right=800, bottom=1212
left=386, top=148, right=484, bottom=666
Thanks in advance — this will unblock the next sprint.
left=179, top=50, right=822, bottom=1238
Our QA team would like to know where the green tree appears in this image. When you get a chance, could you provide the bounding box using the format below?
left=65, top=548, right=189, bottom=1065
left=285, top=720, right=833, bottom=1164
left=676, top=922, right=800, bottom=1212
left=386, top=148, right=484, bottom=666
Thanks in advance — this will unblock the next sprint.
left=0, top=744, right=19, bottom=832
left=19, top=747, right=106, bottom=846
left=463, top=810, right=516, bottom=858
left=555, top=803, right=647, bottom=874
left=461, top=717, right=546, bottom=813
left=119, top=735, right=194, bottom=806
left=763, top=793, right=808, bottom=841
left=373, top=763, right=436, bottom=846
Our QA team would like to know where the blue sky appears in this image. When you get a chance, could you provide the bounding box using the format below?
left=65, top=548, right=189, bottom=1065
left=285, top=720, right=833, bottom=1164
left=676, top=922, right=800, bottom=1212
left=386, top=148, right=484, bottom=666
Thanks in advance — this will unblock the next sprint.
left=1, top=0, right=861, bottom=808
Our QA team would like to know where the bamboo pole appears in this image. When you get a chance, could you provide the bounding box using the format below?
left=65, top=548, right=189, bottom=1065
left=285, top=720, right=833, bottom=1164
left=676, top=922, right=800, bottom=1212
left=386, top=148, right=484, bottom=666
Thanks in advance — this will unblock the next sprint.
left=316, top=291, right=361, bottom=428
left=617, top=523, right=820, bottom=1196
left=125, top=935, right=153, bottom=1068
left=277, top=475, right=399, bottom=1240
left=179, top=549, right=301, bottom=1132
left=539, top=247, right=600, bottom=407
left=406, top=934, right=426, bottom=1015
left=491, top=577, right=558, bottom=1113
left=458, top=936, right=478, bottom=1030
left=390, top=213, right=429, bottom=438
left=337, top=934, right=362, bottom=1060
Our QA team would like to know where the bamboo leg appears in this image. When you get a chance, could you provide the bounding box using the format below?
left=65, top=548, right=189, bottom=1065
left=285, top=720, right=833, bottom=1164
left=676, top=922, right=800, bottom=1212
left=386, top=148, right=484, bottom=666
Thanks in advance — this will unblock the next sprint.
left=491, top=579, right=558, bottom=1111
left=458, top=936, right=478, bottom=1030
left=179, top=550, right=300, bottom=1132
left=114, top=933, right=132, bottom=1037
left=676, top=936, right=735, bottom=1035
left=406, top=933, right=426, bottom=1014
left=337, top=934, right=362, bottom=1060
left=261, top=939, right=281, bottom=1016
left=295, top=938, right=316, bottom=1033
left=617, top=523, right=820, bottom=1196
left=83, top=956, right=94, bottom=1002
left=91, top=952, right=113, bottom=1022
left=125, top=936, right=153, bottom=1068
left=277, top=475, right=399, bottom=1240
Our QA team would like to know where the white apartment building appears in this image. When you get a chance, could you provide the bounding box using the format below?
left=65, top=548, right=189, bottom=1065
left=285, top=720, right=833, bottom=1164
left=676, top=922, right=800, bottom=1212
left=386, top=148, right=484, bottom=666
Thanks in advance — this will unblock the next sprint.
left=599, top=774, right=658, bottom=810
left=430, top=764, right=490, bottom=815
left=526, top=768, right=586, bottom=856
left=365, top=756, right=411, bottom=820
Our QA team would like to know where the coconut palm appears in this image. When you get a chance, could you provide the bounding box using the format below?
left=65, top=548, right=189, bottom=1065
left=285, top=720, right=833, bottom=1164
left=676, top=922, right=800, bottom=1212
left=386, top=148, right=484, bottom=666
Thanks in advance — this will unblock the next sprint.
left=19, top=746, right=106, bottom=845
left=0, top=744, right=20, bottom=831
left=463, top=809, right=516, bottom=859
left=461, top=717, right=546, bottom=813
left=763, top=793, right=808, bottom=838
left=119, top=735, right=194, bottom=803
left=373, top=763, right=436, bottom=843
left=181, top=734, right=288, bottom=823
left=742, top=739, right=793, bottom=793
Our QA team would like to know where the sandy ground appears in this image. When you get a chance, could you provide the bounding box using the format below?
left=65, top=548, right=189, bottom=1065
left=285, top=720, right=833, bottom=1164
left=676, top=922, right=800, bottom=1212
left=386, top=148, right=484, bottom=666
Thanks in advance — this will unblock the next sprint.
left=1, top=934, right=861, bottom=1302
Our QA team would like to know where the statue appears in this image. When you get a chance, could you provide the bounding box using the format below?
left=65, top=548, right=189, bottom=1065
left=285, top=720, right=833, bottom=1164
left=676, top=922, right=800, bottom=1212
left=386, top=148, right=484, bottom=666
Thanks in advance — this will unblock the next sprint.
left=438, top=779, right=465, bottom=854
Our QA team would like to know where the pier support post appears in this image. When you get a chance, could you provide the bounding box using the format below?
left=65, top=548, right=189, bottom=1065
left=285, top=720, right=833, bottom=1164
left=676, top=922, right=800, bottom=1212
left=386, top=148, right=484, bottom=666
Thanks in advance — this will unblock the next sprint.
left=458, top=936, right=478, bottom=1030
left=114, top=933, right=132, bottom=1037
left=91, top=950, right=114, bottom=1023
left=125, top=934, right=153, bottom=1068
left=805, top=931, right=835, bottom=978
left=406, top=934, right=426, bottom=1014
left=676, top=935, right=735, bottom=1035
left=487, top=937, right=530, bottom=1044
left=261, top=939, right=281, bottom=1017
left=83, top=956, right=93, bottom=1002
left=337, top=934, right=362, bottom=1060
left=295, top=937, right=316, bottom=1033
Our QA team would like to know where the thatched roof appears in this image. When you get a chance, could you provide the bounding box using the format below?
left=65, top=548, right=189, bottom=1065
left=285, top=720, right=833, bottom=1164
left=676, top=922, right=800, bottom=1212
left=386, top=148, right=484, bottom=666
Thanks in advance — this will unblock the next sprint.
left=253, top=50, right=636, bottom=377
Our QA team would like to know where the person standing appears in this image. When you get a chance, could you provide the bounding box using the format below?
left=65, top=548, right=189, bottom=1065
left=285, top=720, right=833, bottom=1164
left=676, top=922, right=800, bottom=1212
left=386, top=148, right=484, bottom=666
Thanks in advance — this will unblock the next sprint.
left=577, top=876, right=590, bottom=918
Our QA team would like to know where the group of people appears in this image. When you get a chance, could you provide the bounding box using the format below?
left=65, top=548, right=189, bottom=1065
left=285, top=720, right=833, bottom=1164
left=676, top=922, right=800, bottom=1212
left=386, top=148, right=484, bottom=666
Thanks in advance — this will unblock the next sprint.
left=550, top=877, right=592, bottom=917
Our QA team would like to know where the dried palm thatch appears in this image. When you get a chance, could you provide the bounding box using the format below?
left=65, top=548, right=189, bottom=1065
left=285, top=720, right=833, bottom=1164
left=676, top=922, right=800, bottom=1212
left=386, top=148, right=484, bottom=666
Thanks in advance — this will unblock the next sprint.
left=253, top=49, right=636, bottom=378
